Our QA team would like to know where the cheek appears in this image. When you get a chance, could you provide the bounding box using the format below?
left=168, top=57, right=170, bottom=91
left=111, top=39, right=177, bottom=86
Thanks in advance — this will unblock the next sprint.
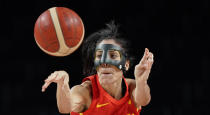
left=112, top=66, right=121, bottom=73
left=110, top=70, right=123, bottom=80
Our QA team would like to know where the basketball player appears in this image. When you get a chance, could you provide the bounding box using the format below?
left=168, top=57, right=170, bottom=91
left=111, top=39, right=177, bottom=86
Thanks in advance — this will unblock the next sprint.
left=41, top=21, right=154, bottom=115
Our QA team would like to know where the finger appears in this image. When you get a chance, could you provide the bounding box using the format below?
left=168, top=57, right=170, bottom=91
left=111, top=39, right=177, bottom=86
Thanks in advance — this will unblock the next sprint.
left=148, top=52, right=154, bottom=69
left=135, top=61, right=148, bottom=70
left=139, top=48, right=150, bottom=64
left=42, top=72, right=58, bottom=92
left=44, top=73, right=52, bottom=82
left=55, top=73, right=62, bottom=82
left=45, top=72, right=58, bottom=83
left=55, top=71, right=68, bottom=82
left=148, top=52, right=154, bottom=62
left=41, top=81, right=52, bottom=92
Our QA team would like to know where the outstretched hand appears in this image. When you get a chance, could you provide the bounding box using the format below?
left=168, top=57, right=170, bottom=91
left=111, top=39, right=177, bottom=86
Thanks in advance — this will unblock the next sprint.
left=134, top=48, right=154, bottom=81
left=41, top=71, right=69, bottom=92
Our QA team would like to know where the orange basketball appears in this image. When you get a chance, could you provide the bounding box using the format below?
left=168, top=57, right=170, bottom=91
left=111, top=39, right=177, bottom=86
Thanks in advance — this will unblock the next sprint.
left=34, top=7, right=85, bottom=56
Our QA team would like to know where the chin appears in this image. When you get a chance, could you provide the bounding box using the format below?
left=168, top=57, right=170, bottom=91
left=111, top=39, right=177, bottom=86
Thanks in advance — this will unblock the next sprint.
left=99, top=74, right=115, bottom=84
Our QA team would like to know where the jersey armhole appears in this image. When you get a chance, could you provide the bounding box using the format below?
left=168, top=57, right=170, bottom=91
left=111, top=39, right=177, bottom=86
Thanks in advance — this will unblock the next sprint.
left=76, top=75, right=98, bottom=114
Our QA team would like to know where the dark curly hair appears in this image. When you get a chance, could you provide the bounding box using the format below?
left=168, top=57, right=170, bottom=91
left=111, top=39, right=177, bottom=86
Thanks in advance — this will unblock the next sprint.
left=81, top=21, right=135, bottom=76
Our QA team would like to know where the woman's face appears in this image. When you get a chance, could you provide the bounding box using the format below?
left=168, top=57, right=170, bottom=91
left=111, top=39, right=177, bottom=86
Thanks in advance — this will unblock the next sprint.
left=95, top=39, right=128, bottom=84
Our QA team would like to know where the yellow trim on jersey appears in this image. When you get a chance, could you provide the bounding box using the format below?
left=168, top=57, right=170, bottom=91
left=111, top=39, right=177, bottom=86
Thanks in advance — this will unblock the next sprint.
left=128, top=99, right=131, bottom=104
left=127, top=113, right=134, bottom=115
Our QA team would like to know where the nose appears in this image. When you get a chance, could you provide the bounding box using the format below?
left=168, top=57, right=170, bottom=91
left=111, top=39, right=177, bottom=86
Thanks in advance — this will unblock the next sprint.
left=101, top=63, right=109, bottom=68
left=100, top=51, right=107, bottom=64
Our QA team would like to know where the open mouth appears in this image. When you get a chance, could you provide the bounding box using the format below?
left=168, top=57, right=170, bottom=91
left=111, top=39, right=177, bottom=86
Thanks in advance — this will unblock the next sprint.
left=101, top=72, right=113, bottom=76
left=99, top=68, right=114, bottom=76
left=102, top=72, right=111, bottom=74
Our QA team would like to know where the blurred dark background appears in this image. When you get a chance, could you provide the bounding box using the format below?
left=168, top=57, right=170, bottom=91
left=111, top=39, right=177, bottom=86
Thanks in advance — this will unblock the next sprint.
left=1, top=0, right=209, bottom=115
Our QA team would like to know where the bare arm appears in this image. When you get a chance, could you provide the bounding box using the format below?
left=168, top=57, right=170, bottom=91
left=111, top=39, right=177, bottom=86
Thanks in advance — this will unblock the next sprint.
left=133, top=48, right=154, bottom=108
left=42, top=71, right=90, bottom=113
left=133, top=77, right=151, bottom=107
left=56, top=79, right=71, bottom=113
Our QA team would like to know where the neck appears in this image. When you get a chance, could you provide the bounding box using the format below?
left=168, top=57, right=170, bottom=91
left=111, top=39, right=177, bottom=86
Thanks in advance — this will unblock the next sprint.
left=100, top=78, right=123, bottom=100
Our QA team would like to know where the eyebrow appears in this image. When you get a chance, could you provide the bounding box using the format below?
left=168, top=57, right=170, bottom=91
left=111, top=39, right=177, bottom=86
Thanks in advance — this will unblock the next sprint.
left=96, top=50, right=120, bottom=53
left=108, top=49, right=116, bottom=51
left=109, top=50, right=120, bottom=53
left=96, top=50, right=103, bottom=52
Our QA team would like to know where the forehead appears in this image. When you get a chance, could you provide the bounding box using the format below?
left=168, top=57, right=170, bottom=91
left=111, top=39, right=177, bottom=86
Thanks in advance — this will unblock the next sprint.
left=98, top=39, right=121, bottom=47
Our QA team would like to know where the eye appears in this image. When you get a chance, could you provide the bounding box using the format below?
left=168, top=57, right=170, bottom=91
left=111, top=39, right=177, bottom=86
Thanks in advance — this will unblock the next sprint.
left=95, top=50, right=102, bottom=59
left=96, top=54, right=102, bottom=58
left=110, top=53, right=120, bottom=59
left=95, top=53, right=102, bottom=59
left=109, top=50, right=120, bottom=60
left=110, top=54, right=118, bottom=58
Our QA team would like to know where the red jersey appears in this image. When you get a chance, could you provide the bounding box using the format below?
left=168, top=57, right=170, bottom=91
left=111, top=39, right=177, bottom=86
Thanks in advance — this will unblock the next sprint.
left=70, top=74, right=141, bottom=115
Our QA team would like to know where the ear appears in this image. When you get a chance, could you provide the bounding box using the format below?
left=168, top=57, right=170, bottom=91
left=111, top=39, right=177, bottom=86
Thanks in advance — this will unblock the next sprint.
left=125, top=60, right=130, bottom=71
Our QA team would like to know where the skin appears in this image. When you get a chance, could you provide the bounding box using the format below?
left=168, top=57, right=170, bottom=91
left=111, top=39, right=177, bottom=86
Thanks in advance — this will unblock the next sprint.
left=41, top=39, right=154, bottom=113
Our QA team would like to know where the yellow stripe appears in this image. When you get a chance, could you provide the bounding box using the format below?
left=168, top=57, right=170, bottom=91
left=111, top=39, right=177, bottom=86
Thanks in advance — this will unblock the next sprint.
left=128, top=99, right=131, bottom=104
left=79, top=113, right=83, bottom=115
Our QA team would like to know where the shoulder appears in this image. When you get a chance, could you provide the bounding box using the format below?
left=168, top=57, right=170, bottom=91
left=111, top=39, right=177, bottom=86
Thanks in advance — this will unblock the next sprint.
left=71, top=80, right=92, bottom=98
left=70, top=80, right=92, bottom=112
left=125, top=78, right=136, bottom=98
left=125, top=78, right=136, bottom=90
left=81, top=80, right=92, bottom=93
